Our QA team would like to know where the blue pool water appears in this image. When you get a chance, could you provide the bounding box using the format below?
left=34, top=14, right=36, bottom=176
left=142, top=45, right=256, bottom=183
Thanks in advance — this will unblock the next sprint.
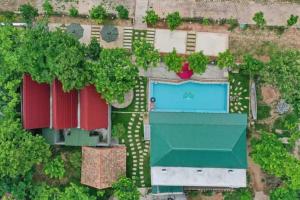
left=149, top=81, right=229, bottom=113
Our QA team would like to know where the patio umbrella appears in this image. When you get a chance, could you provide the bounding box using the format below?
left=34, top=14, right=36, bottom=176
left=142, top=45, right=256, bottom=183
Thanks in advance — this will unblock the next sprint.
left=100, top=25, right=119, bottom=42
left=66, top=23, right=84, bottom=39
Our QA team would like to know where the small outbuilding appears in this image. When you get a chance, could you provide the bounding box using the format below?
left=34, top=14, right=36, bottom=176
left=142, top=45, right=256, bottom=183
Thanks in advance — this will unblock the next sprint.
left=22, top=74, right=50, bottom=129
left=52, top=79, right=78, bottom=129
left=81, top=146, right=126, bottom=189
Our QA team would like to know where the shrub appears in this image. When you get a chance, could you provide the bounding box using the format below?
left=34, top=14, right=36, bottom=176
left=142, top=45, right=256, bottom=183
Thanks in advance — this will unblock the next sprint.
left=133, top=39, right=160, bottom=69
left=164, top=49, right=183, bottom=73
left=89, top=5, right=107, bottom=22
left=226, top=18, right=239, bottom=31
left=112, top=177, right=140, bottom=200
left=0, top=11, right=15, bottom=23
left=241, top=54, right=264, bottom=75
left=253, top=11, right=266, bottom=29
left=112, top=123, right=126, bottom=139
left=223, top=188, right=252, bottom=200
left=217, top=50, right=235, bottom=69
left=270, top=187, right=298, bottom=200
left=143, top=10, right=159, bottom=26
left=257, top=104, right=271, bottom=120
left=187, top=51, right=209, bottom=74
left=43, top=156, right=65, bottom=179
left=166, top=12, right=182, bottom=30
left=19, top=4, right=38, bottom=25
left=251, top=132, right=300, bottom=189
left=42, top=0, right=53, bottom=16
left=287, top=14, right=298, bottom=27
left=86, top=37, right=101, bottom=60
left=116, top=5, right=129, bottom=19
left=69, top=6, right=79, bottom=17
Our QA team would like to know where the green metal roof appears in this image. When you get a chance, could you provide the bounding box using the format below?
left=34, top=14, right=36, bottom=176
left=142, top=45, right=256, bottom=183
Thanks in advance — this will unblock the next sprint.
left=150, top=112, right=248, bottom=169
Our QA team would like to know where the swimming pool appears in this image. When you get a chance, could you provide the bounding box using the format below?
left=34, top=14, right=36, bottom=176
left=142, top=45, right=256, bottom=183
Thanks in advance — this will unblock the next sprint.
left=149, top=81, right=229, bottom=113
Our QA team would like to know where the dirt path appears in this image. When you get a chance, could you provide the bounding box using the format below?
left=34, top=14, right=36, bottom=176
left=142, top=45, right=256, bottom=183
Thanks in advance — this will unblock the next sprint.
left=248, top=156, right=265, bottom=192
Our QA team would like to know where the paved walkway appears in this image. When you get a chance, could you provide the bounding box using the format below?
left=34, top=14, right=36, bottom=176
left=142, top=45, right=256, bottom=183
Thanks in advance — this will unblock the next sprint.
left=140, top=64, right=228, bottom=81
left=149, top=0, right=300, bottom=26
left=134, top=0, right=149, bottom=29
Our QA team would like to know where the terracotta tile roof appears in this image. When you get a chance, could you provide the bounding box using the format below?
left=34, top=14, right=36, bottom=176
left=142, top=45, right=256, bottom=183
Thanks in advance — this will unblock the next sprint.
left=81, top=146, right=126, bottom=189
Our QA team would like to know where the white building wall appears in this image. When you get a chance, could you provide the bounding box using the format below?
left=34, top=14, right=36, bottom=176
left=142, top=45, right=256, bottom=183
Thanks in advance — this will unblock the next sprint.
left=151, top=167, right=246, bottom=188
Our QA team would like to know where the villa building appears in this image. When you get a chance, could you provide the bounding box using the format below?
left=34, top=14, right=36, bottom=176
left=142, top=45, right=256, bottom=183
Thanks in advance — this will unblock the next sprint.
left=148, top=80, right=248, bottom=196
left=22, top=74, right=111, bottom=146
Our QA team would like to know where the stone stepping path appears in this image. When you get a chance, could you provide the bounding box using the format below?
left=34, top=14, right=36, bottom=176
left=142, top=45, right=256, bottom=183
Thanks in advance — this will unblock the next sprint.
left=125, top=77, right=149, bottom=187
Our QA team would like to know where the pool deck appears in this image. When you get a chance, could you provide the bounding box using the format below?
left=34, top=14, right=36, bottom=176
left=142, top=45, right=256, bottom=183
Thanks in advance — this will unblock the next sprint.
left=139, top=64, right=228, bottom=82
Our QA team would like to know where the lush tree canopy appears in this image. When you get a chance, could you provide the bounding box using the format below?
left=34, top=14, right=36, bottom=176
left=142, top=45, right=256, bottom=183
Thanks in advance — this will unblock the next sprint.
left=240, top=54, right=265, bottom=75
left=43, top=156, right=65, bottom=179
left=91, top=48, right=139, bottom=103
left=0, top=118, right=51, bottom=178
left=217, top=50, right=235, bottom=69
left=187, top=51, right=209, bottom=74
left=143, top=10, right=159, bottom=26
left=163, top=49, right=183, bottom=73
left=262, top=49, right=300, bottom=113
left=166, top=12, right=182, bottom=30
left=251, top=132, right=300, bottom=190
left=270, top=187, right=298, bottom=200
left=112, top=177, right=140, bottom=200
left=133, top=39, right=160, bottom=69
left=20, top=26, right=89, bottom=91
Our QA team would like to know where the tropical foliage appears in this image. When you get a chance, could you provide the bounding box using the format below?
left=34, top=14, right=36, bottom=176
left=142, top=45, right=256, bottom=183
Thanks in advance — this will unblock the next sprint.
left=85, top=37, right=101, bottom=61
left=143, top=10, right=159, bottom=26
left=19, top=4, right=38, bottom=25
left=42, top=0, right=54, bottom=16
left=217, top=50, right=235, bottom=69
left=91, top=48, right=139, bottom=103
left=89, top=5, right=107, bottom=22
left=69, top=6, right=79, bottom=17
left=43, top=156, right=65, bottom=179
left=163, top=49, right=183, bottom=73
left=166, top=12, right=182, bottom=30
left=269, top=187, right=298, bottom=200
left=0, top=118, right=51, bottom=178
left=262, top=49, right=300, bottom=114
left=187, top=51, right=209, bottom=74
left=133, top=39, right=160, bottom=69
left=240, top=54, right=264, bottom=75
left=287, top=15, right=298, bottom=27
left=253, top=11, right=266, bottom=29
left=112, top=177, right=140, bottom=200
left=251, top=132, right=300, bottom=190
left=116, top=5, right=129, bottom=19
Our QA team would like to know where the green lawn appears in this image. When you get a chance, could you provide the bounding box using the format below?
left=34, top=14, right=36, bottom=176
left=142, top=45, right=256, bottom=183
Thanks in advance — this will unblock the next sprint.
left=229, top=72, right=250, bottom=114
left=132, top=29, right=147, bottom=42
left=111, top=77, right=150, bottom=187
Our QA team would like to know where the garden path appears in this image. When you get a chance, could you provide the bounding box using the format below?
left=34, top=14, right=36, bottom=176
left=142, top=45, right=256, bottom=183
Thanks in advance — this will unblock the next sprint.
left=134, top=0, right=148, bottom=29
left=127, top=77, right=149, bottom=187
left=149, top=0, right=300, bottom=26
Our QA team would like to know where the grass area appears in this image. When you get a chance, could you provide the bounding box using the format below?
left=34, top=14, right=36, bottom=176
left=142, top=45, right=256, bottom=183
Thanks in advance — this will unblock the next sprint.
left=273, top=112, right=299, bottom=131
left=112, top=78, right=147, bottom=113
left=132, top=29, right=147, bottom=42
left=111, top=77, right=150, bottom=187
left=229, top=72, right=250, bottom=114
left=257, top=104, right=271, bottom=120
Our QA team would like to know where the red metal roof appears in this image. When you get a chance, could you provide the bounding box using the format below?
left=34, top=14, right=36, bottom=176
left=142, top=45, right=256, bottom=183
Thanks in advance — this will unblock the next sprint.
left=80, top=85, right=108, bottom=130
left=22, top=74, right=50, bottom=129
left=52, top=79, right=78, bottom=129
